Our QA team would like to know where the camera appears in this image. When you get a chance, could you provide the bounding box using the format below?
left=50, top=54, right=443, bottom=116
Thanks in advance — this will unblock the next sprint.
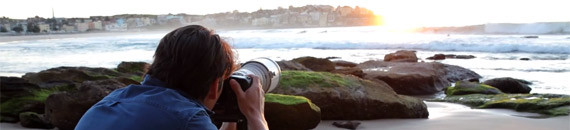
left=211, top=57, right=281, bottom=123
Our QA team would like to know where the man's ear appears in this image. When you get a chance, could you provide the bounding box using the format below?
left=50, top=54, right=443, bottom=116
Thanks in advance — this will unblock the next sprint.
left=207, top=79, right=220, bottom=99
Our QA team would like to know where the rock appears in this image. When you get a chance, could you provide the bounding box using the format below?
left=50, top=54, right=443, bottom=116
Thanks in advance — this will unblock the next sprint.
left=22, top=67, right=124, bottom=88
left=45, top=79, right=126, bottom=130
left=0, top=82, right=71, bottom=123
left=443, top=64, right=482, bottom=83
left=331, top=67, right=365, bottom=78
left=274, top=71, right=428, bottom=120
left=466, top=78, right=480, bottom=83
left=520, top=58, right=531, bottom=61
left=325, top=56, right=341, bottom=60
left=264, top=93, right=320, bottom=130
left=384, top=50, right=418, bottom=62
left=18, top=112, right=54, bottom=129
left=430, top=93, right=570, bottom=116
left=276, top=60, right=312, bottom=71
left=0, top=77, right=40, bottom=103
left=358, top=61, right=481, bottom=95
left=454, top=55, right=476, bottom=59
left=483, top=77, right=532, bottom=94
left=333, top=60, right=358, bottom=67
left=116, top=61, right=149, bottom=76
left=444, top=54, right=456, bottom=58
left=1, top=98, right=44, bottom=123
left=332, top=121, right=361, bottom=130
left=292, top=57, right=335, bottom=72
left=522, top=36, right=539, bottom=38
left=426, top=54, right=446, bottom=60
left=445, top=81, right=503, bottom=96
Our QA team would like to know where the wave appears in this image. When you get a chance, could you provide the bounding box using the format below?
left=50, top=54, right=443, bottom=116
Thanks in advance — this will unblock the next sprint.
left=222, top=31, right=570, bottom=54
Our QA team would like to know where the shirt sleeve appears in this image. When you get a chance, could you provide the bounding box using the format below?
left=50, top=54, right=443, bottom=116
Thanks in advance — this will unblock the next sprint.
left=184, top=110, right=218, bottom=130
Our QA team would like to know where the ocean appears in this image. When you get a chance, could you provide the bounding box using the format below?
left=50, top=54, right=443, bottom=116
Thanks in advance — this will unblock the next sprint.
left=1, top=26, right=569, bottom=95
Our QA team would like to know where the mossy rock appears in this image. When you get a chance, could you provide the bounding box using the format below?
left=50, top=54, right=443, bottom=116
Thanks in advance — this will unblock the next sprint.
left=429, top=93, right=570, bottom=116
left=278, top=71, right=356, bottom=89
left=116, top=61, right=149, bottom=76
left=264, top=93, right=321, bottom=130
left=0, top=86, right=76, bottom=122
left=22, top=67, right=123, bottom=88
left=292, top=56, right=335, bottom=72
left=274, top=70, right=428, bottom=120
left=19, top=112, right=54, bottom=129
left=445, top=81, right=503, bottom=96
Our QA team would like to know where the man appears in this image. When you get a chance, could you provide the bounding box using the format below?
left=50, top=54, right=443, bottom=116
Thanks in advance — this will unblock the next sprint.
left=76, top=25, right=268, bottom=130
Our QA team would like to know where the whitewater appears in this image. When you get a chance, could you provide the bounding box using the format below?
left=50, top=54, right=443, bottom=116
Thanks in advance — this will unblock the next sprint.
left=0, top=26, right=569, bottom=94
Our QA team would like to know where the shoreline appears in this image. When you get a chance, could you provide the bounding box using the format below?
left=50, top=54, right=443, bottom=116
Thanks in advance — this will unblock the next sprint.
left=0, top=30, right=169, bottom=43
left=2, top=102, right=567, bottom=130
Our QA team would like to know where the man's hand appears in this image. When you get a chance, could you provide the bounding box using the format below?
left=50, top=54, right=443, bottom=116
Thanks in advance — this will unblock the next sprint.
left=229, top=75, right=268, bottom=130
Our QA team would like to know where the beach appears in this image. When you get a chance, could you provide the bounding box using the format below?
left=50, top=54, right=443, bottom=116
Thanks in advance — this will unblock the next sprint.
left=2, top=102, right=568, bottom=130
left=316, top=102, right=570, bottom=130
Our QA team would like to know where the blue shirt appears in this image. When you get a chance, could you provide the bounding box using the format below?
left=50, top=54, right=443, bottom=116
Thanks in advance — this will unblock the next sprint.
left=75, top=75, right=217, bottom=130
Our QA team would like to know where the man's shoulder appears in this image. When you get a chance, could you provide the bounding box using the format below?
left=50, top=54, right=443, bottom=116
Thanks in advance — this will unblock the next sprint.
left=104, top=84, right=209, bottom=117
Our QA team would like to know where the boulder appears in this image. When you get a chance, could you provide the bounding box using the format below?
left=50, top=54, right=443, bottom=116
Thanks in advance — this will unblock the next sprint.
left=273, top=71, right=428, bottom=120
left=0, top=77, right=40, bottom=103
left=116, top=61, right=149, bottom=76
left=384, top=50, right=418, bottom=62
left=445, top=81, right=503, bottom=96
left=430, top=93, right=570, bottom=116
left=331, top=67, right=365, bottom=78
left=483, top=77, right=532, bottom=94
left=358, top=61, right=481, bottom=95
left=333, top=60, right=358, bottom=67
left=276, top=60, right=312, bottom=71
left=520, top=58, right=531, bottom=61
left=22, top=67, right=124, bottom=88
left=265, top=93, right=320, bottom=130
left=45, top=79, right=126, bottom=130
left=1, top=99, right=44, bottom=123
left=332, top=121, right=361, bottom=129
left=18, top=112, right=54, bottom=129
left=0, top=84, right=72, bottom=123
left=292, top=57, right=335, bottom=72
left=426, top=54, right=446, bottom=60
left=454, top=55, right=476, bottom=59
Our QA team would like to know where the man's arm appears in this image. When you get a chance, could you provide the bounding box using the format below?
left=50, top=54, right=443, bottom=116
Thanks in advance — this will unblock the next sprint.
left=227, top=75, right=269, bottom=130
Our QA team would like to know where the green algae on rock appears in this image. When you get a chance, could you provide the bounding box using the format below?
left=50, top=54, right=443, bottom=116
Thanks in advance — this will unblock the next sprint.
left=0, top=85, right=76, bottom=122
left=430, top=93, right=570, bottom=116
left=445, top=81, right=503, bottom=96
left=264, top=93, right=321, bottom=130
left=274, top=70, right=428, bottom=120
left=279, top=70, right=355, bottom=88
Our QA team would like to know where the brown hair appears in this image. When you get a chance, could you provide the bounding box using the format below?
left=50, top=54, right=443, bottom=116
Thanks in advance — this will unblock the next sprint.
left=146, top=25, right=237, bottom=100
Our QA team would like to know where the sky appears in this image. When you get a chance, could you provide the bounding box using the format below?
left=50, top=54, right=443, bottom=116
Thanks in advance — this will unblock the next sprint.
left=1, top=0, right=569, bottom=27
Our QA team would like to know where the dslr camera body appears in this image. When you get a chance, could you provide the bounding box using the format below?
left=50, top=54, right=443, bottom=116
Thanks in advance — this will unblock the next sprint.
left=211, top=58, right=281, bottom=125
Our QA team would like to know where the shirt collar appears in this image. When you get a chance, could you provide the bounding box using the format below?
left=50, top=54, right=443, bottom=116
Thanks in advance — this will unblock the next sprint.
left=141, top=75, right=215, bottom=115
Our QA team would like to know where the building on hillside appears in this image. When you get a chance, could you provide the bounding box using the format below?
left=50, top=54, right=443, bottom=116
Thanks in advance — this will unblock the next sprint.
left=62, top=25, right=75, bottom=32
left=337, top=6, right=353, bottom=17
left=89, top=21, right=103, bottom=30
left=77, top=22, right=89, bottom=32
left=38, top=23, right=50, bottom=32
left=252, top=17, right=269, bottom=26
left=104, top=18, right=127, bottom=31
left=319, top=13, right=328, bottom=26
left=1, top=24, right=10, bottom=31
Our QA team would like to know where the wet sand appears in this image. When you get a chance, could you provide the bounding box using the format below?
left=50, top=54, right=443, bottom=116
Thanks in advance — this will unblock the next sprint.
left=2, top=102, right=568, bottom=130
left=315, top=102, right=570, bottom=130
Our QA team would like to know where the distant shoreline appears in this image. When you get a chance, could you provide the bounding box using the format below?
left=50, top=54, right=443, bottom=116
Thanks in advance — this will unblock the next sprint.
left=0, top=30, right=173, bottom=43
